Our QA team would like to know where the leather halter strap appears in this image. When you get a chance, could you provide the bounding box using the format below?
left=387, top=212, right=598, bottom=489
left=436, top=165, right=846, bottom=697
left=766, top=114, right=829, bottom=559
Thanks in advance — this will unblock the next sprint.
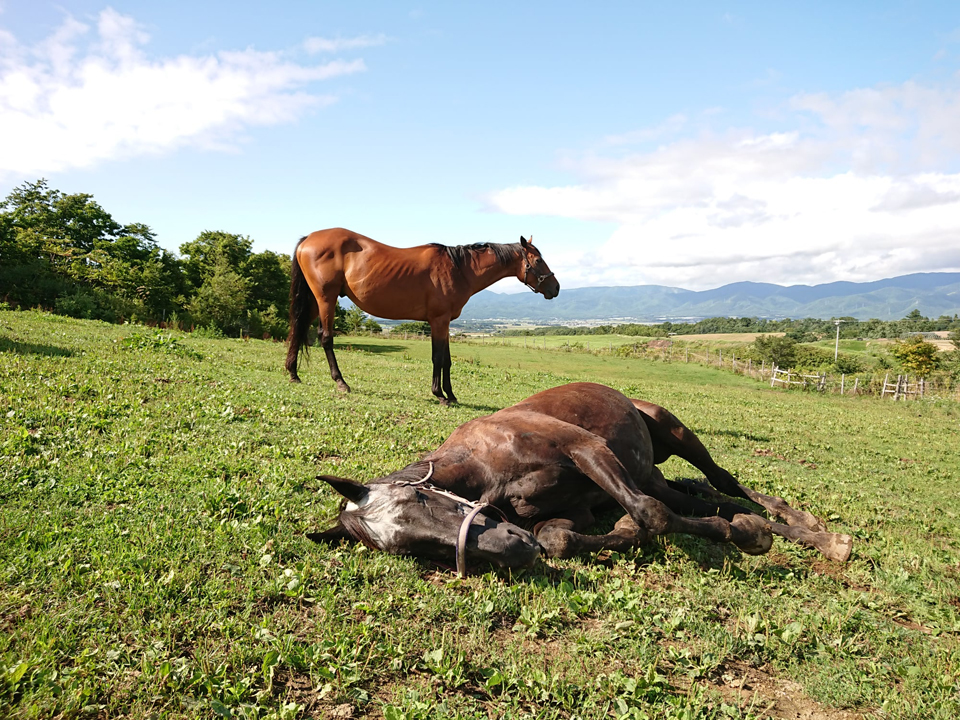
left=393, top=461, right=507, bottom=578
left=522, top=256, right=555, bottom=294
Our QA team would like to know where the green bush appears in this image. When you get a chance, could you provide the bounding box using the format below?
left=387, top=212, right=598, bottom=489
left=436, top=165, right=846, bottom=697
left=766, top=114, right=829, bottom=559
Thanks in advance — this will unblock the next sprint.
left=751, top=335, right=797, bottom=368
left=891, top=336, right=942, bottom=377
left=55, top=289, right=97, bottom=319
left=393, top=321, right=431, bottom=336
left=792, top=344, right=836, bottom=369
left=831, top=353, right=865, bottom=374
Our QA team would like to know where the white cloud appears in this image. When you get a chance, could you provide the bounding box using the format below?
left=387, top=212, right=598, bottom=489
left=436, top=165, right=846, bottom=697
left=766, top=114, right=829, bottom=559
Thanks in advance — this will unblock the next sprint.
left=304, top=33, right=387, bottom=54
left=488, top=79, right=960, bottom=290
left=0, top=8, right=367, bottom=177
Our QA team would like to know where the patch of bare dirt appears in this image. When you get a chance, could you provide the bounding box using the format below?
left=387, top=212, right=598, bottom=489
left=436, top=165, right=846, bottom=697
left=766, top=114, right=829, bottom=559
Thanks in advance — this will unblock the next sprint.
left=272, top=668, right=350, bottom=719
left=806, top=560, right=870, bottom=593
left=702, top=660, right=868, bottom=720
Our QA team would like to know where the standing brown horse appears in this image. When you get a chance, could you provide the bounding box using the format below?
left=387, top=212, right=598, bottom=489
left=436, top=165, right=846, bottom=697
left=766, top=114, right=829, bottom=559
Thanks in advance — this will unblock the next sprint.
left=286, top=228, right=560, bottom=404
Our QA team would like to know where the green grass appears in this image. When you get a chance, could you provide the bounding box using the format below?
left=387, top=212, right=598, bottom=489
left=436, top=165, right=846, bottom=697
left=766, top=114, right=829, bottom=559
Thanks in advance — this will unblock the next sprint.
left=2, top=310, right=960, bottom=719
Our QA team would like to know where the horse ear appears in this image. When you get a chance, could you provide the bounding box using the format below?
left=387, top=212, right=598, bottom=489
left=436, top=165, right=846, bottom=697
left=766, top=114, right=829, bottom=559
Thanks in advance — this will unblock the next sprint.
left=307, top=522, right=356, bottom=545
left=317, top=475, right=369, bottom=503
left=520, top=236, right=529, bottom=247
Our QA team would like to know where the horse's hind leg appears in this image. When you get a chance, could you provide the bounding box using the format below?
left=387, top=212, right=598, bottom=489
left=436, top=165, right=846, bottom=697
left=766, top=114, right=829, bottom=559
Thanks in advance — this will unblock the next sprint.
left=633, top=399, right=826, bottom=532
left=317, top=293, right=350, bottom=393
left=320, top=300, right=350, bottom=392
left=563, top=434, right=773, bottom=556
left=654, top=472, right=852, bottom=561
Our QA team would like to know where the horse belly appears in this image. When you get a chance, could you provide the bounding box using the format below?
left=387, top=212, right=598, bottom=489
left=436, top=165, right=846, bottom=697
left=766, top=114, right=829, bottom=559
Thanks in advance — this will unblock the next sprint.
left=345, top=288, right=430, bottom=321
left=342, top=258, right=434, bottom=321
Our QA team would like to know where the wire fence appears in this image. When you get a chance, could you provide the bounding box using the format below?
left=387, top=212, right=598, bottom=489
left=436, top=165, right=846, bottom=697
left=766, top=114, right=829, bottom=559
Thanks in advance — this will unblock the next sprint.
left=417, top=332, right=960, bottom=402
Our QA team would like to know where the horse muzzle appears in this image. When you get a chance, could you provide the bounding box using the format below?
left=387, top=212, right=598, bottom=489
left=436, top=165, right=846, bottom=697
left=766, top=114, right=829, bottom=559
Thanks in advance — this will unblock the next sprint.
left=471, top=522, right=540, bottom=570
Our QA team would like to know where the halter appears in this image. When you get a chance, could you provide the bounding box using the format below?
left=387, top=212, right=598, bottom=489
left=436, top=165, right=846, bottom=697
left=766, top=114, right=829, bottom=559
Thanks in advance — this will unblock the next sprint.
left=522, top=255, right=555, bottom=294
left=393, top=461, right=507, bottom=578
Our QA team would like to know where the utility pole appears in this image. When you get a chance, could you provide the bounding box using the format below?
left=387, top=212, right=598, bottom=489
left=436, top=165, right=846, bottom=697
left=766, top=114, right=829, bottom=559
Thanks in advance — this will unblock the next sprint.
left=834, top=319, right=843, bottom=361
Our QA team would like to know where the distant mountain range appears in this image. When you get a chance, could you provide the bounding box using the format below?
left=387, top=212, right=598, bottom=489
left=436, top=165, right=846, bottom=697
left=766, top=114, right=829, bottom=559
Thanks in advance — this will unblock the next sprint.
left=448, top=272, right=960, bottom=325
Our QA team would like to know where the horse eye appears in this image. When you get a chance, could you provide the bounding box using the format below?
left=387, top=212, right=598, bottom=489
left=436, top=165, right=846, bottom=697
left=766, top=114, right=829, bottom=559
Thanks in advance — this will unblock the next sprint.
left=415, top=491, right=428, bottom=504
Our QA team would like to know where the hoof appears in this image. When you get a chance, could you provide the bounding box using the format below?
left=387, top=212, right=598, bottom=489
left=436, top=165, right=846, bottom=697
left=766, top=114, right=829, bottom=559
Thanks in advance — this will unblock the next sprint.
left=289, top=375, right=301, bottom=384
left=613, top=514, right=648, bottom=542
left=536, top=526, right=579, bottom=559
left=731, top=514, right=773, bottom=555
left=335, top=381, right=351, bottom=393
left=821, top=533, right=853, bottom=562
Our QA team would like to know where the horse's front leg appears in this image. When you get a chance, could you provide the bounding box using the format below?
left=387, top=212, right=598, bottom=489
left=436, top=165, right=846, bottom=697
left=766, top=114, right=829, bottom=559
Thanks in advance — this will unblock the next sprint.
left=430, top=335, right=450, bottom=405
left=535, top=514, right=648, bottom=559
left=429, top=320, right=457, bottom=405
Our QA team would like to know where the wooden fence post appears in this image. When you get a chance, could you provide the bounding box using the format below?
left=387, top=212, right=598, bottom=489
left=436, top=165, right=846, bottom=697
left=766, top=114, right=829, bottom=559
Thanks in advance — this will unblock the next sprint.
left=840, top=374, right=845, bottom=394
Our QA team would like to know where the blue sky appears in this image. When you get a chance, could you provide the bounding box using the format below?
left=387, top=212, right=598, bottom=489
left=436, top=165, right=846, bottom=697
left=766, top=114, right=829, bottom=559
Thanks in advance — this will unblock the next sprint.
left=2, top=2, right=960, bottom=292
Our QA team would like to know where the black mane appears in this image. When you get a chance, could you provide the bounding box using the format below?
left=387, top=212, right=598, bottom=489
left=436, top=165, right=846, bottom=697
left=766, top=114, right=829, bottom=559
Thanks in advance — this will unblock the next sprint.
left=370, top=460, right=436, bottom=487
left=430, top=242, right=521, bottom=269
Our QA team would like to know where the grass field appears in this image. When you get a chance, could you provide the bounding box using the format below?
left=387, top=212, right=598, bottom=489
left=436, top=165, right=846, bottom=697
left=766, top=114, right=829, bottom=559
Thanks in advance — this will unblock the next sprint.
left=2, top=310, right=959, bottom=719
left=479, top=332, right=782, bottom=351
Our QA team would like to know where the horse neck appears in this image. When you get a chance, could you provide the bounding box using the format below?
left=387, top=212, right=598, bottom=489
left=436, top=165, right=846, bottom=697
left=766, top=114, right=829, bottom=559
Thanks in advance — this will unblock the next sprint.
left=462, top=245, right=524, bottom=294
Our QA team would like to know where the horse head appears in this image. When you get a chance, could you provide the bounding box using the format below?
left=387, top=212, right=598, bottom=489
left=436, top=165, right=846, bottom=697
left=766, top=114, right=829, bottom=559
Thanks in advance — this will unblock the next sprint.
left=519, top=236, right=560, bottom=300
left=311, top=474, right=541, bottom=575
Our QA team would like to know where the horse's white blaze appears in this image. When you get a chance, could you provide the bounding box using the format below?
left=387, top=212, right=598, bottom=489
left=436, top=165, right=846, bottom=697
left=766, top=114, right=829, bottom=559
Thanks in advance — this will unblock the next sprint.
left=344, top=493, right=372, bottom=513
left=345, top=489, right=406, bottom=550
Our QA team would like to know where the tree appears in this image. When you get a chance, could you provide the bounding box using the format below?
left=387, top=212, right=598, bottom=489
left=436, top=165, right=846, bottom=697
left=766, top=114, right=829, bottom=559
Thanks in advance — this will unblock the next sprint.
left=891, top=336, right=941, bottom=377
left=343, top=305, right=368, bottom=334
left=244, top=250, right=290, bottom=312
left=394, top=321, right=431, bottom=336
left=188, top=260, right=249, bottom=333
left=179, top=231, right=253, bottom=291
left=752, top=335, right=797, bottom=368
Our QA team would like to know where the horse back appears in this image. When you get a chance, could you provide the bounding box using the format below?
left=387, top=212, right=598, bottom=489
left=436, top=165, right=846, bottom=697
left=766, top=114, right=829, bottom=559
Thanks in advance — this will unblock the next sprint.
left=297, top=228, right=462, bottom=320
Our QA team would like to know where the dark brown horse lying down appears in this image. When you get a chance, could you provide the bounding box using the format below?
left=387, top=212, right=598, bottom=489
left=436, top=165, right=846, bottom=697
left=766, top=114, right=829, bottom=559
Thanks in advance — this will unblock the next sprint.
left=310, top=383, right=852, bottom=573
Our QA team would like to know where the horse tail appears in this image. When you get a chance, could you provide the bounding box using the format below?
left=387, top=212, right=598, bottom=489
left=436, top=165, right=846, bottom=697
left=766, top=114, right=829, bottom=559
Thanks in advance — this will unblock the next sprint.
left=286, top=236, right=314, bottom=378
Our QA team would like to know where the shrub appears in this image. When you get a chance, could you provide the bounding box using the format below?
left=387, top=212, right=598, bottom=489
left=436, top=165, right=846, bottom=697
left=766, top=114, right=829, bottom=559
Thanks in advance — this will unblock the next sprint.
left=832, top=353, right=865, bottom=374
left=394, top=321, right=431, bottom=336
left=55, top=289, right=97, bottom=319
left=792, top=344, right=836, bottom=369
left=248, top=304, right=287, bottom=340
left=751, top=335, right=797, bottom=368
left=891, top=336, right=942, bottom=377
